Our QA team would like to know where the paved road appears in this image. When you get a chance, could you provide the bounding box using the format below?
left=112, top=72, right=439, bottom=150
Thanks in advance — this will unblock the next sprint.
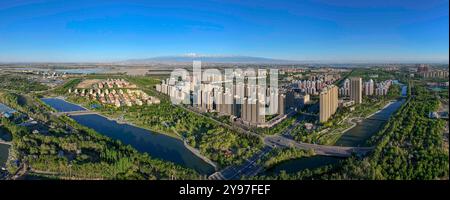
left=264, top=135, right=373, bottom=157
left=209, top=146, right=272, bottom=180
left=296, top=111, right=318, bottom=117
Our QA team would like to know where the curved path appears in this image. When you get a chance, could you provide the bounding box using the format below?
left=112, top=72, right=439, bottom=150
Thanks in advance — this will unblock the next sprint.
left=264, top=135, right=373, bottom=157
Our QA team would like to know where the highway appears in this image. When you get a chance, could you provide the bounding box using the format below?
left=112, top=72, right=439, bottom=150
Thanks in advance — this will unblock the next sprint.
left=264, top=135, right=373, bottom=157
left=209, top=146, right=272, bottom=180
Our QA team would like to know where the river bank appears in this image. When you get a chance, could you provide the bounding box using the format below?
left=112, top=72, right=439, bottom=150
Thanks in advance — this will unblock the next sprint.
left=41, top=97, right=217, bottom=175
left=49, top=96, right=183, bottom=139
left=65, top=98, right=219, bottom=171
left=333, top=100, right=397, bottom=144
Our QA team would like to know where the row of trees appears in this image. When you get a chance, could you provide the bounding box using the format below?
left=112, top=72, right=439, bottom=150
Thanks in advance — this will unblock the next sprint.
left=0, top=91, right=51, bottom=122
left=0, top=74, right=49, bottom=93
left=53, top=78, right=82, bottom=95
left=255, top=117, right=295, bottom=135
left=262, top=148, right=315, bottom=169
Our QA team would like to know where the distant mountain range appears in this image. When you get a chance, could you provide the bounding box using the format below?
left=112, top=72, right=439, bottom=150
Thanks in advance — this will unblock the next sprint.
left=120, top=55, right=299, bottom=64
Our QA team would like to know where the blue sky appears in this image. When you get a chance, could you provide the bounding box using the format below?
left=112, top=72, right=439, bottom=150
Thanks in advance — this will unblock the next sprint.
left=0, top=0, right=448, bottom=62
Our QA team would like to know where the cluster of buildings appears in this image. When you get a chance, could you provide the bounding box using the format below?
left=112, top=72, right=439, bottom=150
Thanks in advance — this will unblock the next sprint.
left=363, top=79, right=375, bottom=96
left=382, top=66, right=399, bottom=72
left=317, top=77, right=362, bottom=122
left=41, top=71, right=67, bottom=79
left=280, top=68, right=306, bottom=73
left=68, top=79, right=159, bottom=107
left=426, top=82, right=449, bottom=87
left=339, top=78, right=393, bottom=99
left=339, top=77, right=363, bottom=104
left=419, top=70, right=449, bottom=79
left=319, top=76, right=387, bottom=123
left=96, top=79, right=138, bottom=89
left=156, top=71, right=289, bottom=127
left=291, top=74, right=341, bottom=95
left=416, top=64, right=449, bottom=78
left=318, top=76, right=397, bottom=122
left=373, top=80, right=393, bottom=96
left=417, top=64, right=429, bottom=73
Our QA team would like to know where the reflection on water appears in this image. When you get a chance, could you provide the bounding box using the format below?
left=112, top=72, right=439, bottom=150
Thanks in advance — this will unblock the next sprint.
left=335, top=99, right=405, bottom=147
left=41, top=98, right=215, bottom=175
left=41, top=98, right=86, bottom=112
left=71, top=114, right=215, bottom=175
left=0, top=144, right=9, bottom=168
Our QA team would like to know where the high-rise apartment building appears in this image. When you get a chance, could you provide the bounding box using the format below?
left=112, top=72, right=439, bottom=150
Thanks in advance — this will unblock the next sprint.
left=319, top=85, right=338, bottom=123
left=278, top=94, right=286, bottom=115
left=364, top=79, right=374, bottom=96
left=350, top=77, right=362, bottom=104
left=156, top=72, right=283, bottom=127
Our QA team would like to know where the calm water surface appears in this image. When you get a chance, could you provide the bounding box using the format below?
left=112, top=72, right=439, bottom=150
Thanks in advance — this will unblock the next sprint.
left=41, top=98, right=86, bottom=112
left=42, top=98, right=215, bottom=175
left=0, top=144, right=9, bottom=168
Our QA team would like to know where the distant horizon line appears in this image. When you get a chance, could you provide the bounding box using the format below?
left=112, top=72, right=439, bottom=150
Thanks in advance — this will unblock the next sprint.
left=1, top=61, right=448, bottom=65
left=0, top=54, right=448, bottom=65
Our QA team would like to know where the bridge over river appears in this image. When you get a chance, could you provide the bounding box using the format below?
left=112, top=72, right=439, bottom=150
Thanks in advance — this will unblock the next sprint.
left=264, top=135, right=374, bottom=157
left=55, top=110, right=98, bottom=116
left=209, top=135, right=374, bottom=180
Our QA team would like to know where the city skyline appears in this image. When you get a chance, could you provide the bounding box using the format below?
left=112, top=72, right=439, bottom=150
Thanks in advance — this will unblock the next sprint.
left=0, top=0, right=449, bottom=63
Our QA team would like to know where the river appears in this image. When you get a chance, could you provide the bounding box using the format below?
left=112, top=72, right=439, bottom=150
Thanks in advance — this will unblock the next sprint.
left=334, top=99, right=405, bottom=147
left=41, top=98, right=215, bottom=175
left=0, top=103, right=13, bottom=170
left=0, top=144, right=9, bottom=168
left=41, top=98, right=86, bottom=112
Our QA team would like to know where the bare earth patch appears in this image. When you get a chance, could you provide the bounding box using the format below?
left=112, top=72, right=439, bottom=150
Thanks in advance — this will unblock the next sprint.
left=77, top=79, right=102, bottom=88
